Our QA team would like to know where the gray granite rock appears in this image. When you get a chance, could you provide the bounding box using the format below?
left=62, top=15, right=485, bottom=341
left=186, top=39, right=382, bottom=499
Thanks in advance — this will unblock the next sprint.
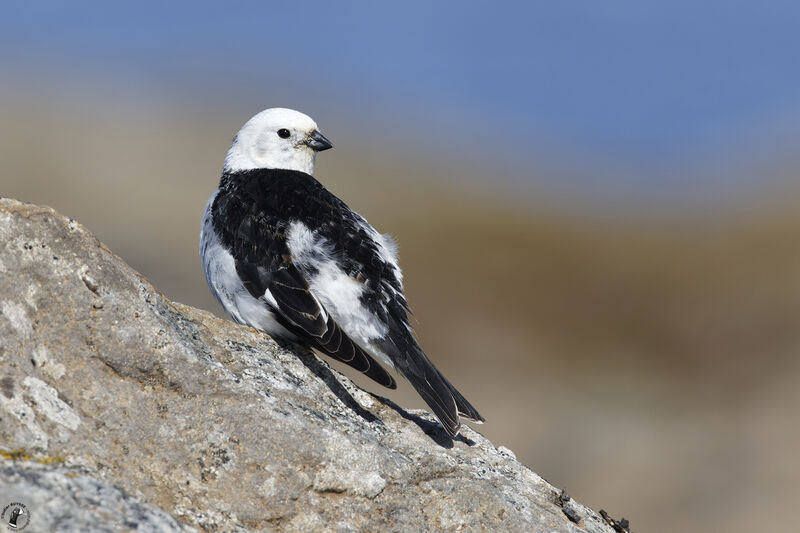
left=0, top=460, right=195, bottom=532
left=0, top=198, right=616, bottom=532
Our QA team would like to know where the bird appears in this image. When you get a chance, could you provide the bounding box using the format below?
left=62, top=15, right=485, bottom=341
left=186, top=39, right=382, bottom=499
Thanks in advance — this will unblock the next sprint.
left=200, top=108, right=483, bottom=436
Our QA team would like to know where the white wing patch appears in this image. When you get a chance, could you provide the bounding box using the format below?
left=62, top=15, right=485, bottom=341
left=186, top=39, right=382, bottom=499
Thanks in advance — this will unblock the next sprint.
left=287, top=220, right=389, bottom=345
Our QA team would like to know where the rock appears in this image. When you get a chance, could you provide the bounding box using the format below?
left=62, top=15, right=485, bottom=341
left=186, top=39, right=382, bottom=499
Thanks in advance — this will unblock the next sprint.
left=0, top=460, right=195, bottom=532
left=0, top=198, right=615, bottom=532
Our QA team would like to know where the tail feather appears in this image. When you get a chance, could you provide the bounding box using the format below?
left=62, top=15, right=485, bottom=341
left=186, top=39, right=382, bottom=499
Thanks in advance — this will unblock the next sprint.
left=402, top=367, right=461, bottom=436
left=441, top=373, right=484, bottom=422
left=383, top=331, right=481, bottom=436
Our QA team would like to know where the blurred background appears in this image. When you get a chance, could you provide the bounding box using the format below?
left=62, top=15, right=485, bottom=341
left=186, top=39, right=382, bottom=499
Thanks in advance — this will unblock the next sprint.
left=3, top=2, right=800, bottom=532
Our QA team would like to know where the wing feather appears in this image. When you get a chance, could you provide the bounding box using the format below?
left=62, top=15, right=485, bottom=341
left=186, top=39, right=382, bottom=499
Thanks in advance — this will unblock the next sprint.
left=237, top=261, right=396, bottom=388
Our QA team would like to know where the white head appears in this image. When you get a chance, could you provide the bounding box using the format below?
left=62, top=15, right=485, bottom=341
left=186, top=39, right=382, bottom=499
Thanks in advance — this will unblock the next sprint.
left=223, top=108, right=333, bottom=174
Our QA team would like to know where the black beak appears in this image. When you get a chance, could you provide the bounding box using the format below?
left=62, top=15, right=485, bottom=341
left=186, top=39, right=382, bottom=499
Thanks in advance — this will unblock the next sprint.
left=305, top=129, right=333, bottom=151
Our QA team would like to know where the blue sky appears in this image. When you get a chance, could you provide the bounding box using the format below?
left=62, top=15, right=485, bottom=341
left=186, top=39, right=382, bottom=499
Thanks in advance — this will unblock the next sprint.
left=3, top=2, right=800, bottom=196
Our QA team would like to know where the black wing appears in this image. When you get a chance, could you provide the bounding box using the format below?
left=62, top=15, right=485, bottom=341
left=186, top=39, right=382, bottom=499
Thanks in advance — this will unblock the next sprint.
left=239, top=261, right=397, bottom=388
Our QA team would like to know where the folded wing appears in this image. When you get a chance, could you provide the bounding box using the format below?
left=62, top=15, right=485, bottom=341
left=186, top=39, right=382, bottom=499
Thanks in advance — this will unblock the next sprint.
left=236, top=261, right=397, bottom=389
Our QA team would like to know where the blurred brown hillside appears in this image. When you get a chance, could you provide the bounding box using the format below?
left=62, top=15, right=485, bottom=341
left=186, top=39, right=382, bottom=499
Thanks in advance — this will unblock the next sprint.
left=2, top=91, right=800, bottom=533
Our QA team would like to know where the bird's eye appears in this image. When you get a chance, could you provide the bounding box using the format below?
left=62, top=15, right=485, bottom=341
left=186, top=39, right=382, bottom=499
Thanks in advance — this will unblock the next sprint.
left=277, top=128, right=291, bottom=139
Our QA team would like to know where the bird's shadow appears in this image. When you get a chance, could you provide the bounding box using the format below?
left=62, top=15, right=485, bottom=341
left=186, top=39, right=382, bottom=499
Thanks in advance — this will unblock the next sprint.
left=286, top=343, right=382, bottom=425
left=284, top=343, right=475, bottom=449
left=370, top=394, right=476, bottom=449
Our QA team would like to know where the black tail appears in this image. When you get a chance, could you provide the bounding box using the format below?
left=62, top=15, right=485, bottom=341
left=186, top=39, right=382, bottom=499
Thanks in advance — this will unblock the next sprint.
left=382, top=332, right=483, bottom=436
left=403, top=364, right=460, bottom=436
left=441, top=373, right=484, bottom=423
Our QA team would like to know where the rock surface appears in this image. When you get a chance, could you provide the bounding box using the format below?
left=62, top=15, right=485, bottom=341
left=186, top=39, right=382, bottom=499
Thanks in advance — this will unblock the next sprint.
left=0, top=198, right=616, bottom=532
left=0, top=459, right=195, bottom=532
